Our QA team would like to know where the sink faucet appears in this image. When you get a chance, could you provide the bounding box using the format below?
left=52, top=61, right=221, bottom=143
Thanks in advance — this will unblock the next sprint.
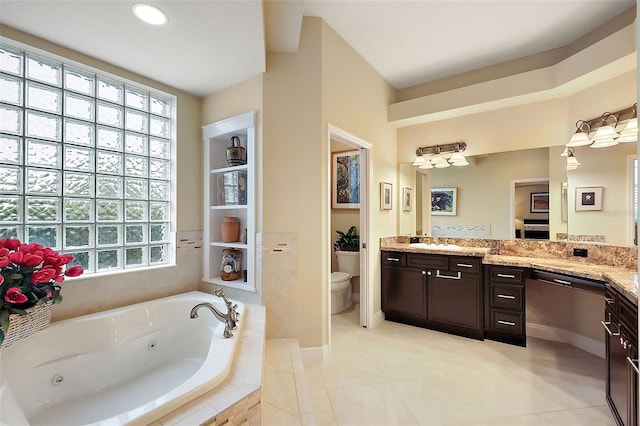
left=190, top=288, right=240, bottom=338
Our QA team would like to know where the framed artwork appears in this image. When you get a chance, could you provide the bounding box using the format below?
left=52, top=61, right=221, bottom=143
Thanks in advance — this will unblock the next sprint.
left=530, top=192, right=549, bottom=213
left=331, top=150, right=360, bottom=209
left=431, top=187, right=457, bottom=215
left=575, top=186, right=603, bottom=211
left=380, top=182, right=392, bottom=210
left=403, top=187, right=413, bottom=211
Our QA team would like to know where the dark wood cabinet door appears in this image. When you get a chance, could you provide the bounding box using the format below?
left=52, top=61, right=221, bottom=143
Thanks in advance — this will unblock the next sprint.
left=382, top=267, right=426, bottom=320
left=427, top=270, right=481, bottom=330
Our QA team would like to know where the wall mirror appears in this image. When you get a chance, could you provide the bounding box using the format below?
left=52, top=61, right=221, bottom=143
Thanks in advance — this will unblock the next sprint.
left=399, top=142, right=637, bottom=247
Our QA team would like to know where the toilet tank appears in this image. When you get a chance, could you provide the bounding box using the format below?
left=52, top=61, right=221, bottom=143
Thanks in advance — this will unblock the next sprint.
left=335, top=250, right=360, bottom=277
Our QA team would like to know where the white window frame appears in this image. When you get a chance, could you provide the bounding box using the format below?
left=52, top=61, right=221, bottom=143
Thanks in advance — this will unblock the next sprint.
left=0, top=38, right=177, bottom=275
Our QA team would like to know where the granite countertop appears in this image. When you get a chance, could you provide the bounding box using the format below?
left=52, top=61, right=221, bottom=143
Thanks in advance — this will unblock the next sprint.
left=381, top=243, right=638, bottom=305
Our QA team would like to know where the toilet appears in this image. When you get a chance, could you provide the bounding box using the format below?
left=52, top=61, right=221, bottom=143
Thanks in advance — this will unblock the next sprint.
left=331, top=250, right=360, bottom=314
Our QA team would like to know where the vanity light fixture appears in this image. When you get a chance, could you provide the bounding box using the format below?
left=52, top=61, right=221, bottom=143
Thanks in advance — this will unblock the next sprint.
left=566, top=104, right=636, bottom=148
left=132, top=3, right=168, bottom=25
left=567, top=121, right=592, bottom=147
left=566, top=148, right=580, bottom=171
left=412, top=142, right=468, bottom=170
left=616, top=104, right=638, bottom=143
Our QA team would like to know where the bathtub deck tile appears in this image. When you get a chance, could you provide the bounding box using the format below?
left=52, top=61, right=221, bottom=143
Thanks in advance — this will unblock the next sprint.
left=171, top=406, right=218, bottom=426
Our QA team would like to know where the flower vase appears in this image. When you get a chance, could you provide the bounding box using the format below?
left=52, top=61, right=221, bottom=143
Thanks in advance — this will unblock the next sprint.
left=1, top=301, right=53, bottom=348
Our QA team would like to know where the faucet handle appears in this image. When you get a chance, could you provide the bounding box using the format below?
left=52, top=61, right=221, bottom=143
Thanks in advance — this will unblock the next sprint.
left=214, top=288, right=225, bottom=297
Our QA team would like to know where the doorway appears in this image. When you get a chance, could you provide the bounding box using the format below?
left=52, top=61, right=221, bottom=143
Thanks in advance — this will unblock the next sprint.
left=327, top=125, right=371, bottom=346
left=510, top=178, right=550, bottom=240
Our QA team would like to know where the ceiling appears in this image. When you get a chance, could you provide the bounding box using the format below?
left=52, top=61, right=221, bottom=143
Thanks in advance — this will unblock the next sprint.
left=0, top=0, right=636, bottom=98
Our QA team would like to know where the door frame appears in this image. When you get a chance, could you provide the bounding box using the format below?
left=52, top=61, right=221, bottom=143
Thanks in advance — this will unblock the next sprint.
left=327, top=124, right=372, bottom=338
left=510, top=177, right=550, bottom=239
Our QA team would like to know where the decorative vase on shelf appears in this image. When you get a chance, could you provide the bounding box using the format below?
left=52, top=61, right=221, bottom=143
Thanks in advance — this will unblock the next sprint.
left=221, top=216, right=240, bottom=242
left=226, top=136, right=246, bottom=166
left=220, top=248, right=242, bottom=281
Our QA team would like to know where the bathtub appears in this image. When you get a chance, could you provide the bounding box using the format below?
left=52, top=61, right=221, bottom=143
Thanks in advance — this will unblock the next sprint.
left=0, top=291, right=245, bottom=426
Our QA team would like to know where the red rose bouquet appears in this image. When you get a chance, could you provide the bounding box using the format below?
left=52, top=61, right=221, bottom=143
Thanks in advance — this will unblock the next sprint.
left=0, top=238, right=83, bottom=344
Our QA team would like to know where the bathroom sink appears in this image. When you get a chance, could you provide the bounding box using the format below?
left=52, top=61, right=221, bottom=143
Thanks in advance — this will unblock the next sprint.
left=409, top=243, right=460, bottom=250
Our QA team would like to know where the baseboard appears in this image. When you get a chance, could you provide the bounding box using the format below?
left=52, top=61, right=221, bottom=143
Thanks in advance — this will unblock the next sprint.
left=369, top=310, right=385, bottom=329
left=299, top=344, right=328, bottom=366
left=526, top=323, right=605, bottom=359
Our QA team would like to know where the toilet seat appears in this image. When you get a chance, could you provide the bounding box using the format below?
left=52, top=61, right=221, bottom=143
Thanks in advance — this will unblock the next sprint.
left=331, top=272, right=351, bottom=291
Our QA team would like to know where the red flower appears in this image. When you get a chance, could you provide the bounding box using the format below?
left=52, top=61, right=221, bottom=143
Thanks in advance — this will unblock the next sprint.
left=65, top=265, right=84, bottom=277
left=22, top=252, right=44, bottom=268
left=0, top=275, right=4, bottom=285
left=30, top=266, right=56, bottom=284
left=0, top=253, right=8, bottom=268
left=9, top=251, right=23, bottom=264
left=0, top=238, right=21, bottom=251
left=4, top=287, right=28, bottom=304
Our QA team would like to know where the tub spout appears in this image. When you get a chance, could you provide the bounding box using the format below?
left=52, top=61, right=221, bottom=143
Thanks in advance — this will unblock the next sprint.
left=189, top=289, right=239, bottom=338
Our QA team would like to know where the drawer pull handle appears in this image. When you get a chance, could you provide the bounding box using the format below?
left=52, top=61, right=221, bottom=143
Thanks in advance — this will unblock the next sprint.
left=553, top=278, right=572, bottom=286
left=627, top=357, right=640, bottom=374
left=497, top=294, right=516, bottom=300
left=604, top=297, right=614, bottom=304
left=456, top=263, right=474, bottom=268
left=497, top=320, right=516, bottom=326
left=600, top=319, right=621, bottom=337
left=496, top=273, right=515, bottom=279
left=386, top=257, right=400, bottom=262
left=436, top=270, right=461, bottom=280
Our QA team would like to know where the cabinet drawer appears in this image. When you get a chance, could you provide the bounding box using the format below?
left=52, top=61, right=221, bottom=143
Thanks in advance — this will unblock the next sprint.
left=619, top=294, right=638, bottom=334
left=490, top=284, right=524, bottom=311
left=407, top=254, right=448, bottom=269
left=491, top=310, right=524, bottom=336
left=490, top=266, right=525, bottom=284
left=450, top=257, right=482, bottom=274
left=382, top=252, right=406, bottom=267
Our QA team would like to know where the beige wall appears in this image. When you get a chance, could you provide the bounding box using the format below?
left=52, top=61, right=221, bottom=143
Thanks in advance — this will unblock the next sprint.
left=262, top=17, right=324, bottom=348
left=321, top=17, right=398, bottom=343
left=397, top=71, right=636, bottom=161
left=0, top=25, right=204, bottom=321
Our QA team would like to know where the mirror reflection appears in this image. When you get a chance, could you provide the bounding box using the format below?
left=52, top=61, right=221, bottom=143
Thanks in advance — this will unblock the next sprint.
left=400, top=142, right=637, bottom=247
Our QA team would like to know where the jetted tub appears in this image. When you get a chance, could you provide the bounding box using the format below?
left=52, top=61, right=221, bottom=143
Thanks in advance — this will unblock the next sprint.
left=0, top=291, right=245, bottom=426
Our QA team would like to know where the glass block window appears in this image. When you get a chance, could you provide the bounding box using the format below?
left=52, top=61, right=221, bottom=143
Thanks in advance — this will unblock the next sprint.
left=0, top=42, right=174, bottom=274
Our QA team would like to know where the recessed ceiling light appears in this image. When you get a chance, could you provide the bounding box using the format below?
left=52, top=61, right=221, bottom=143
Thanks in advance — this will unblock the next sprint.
left=132, top=3, right=168, bottom=26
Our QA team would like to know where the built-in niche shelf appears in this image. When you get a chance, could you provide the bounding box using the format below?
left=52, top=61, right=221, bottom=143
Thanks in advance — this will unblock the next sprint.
left=202, top=111, right=256, bottom=293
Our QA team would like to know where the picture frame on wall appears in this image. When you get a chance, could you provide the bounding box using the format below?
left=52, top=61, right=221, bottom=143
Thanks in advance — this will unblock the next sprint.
left=331, top=150, right=360, bottom=209
left=380, top=182, right=392, bottom=210
left=530, top=192, right=549, bottom=213
left=431, top=187, right=457, bottom=215
left=575, top=186, right=603, bottom=211
left=403, top=187, right=413, bottom=211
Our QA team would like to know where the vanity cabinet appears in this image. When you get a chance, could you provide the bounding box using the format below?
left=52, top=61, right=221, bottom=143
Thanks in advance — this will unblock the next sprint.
left=604, top=286, right=638, bottom=426
left=202, top=112, right=256, bottom=292
left=484, top=265, right=529, bottom=346
left=381, top=252, right=427, bottom=320
left=381, top=251, right=484, bottom=340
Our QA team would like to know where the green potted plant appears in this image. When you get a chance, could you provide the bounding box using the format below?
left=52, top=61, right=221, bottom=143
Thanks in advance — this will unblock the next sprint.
left=333, top=226, right=360, bottom=252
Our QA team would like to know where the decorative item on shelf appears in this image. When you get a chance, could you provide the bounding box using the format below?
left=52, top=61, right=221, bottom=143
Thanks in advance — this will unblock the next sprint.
left=0, top=238, right=84, bottom=348
left=226, top=135, right=246, bottom=166
left=221, top=216, right=240, bottom=242
left=240, top=228, right=248, bottom=244
left=218, top=171, right=247, bottom=206
left=220, top=248, right=242, bottom=281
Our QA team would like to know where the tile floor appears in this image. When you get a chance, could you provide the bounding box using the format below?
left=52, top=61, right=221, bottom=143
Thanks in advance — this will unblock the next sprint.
left=264, top=304, right=615, bottom=425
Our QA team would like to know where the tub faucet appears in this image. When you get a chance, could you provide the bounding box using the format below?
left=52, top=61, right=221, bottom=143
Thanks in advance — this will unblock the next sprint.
left=190, top=289, right=239, bottom=338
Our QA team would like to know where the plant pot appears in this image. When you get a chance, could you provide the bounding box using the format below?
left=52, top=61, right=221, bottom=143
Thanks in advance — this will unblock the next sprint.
left=1, top=302, right=53, bottom=348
